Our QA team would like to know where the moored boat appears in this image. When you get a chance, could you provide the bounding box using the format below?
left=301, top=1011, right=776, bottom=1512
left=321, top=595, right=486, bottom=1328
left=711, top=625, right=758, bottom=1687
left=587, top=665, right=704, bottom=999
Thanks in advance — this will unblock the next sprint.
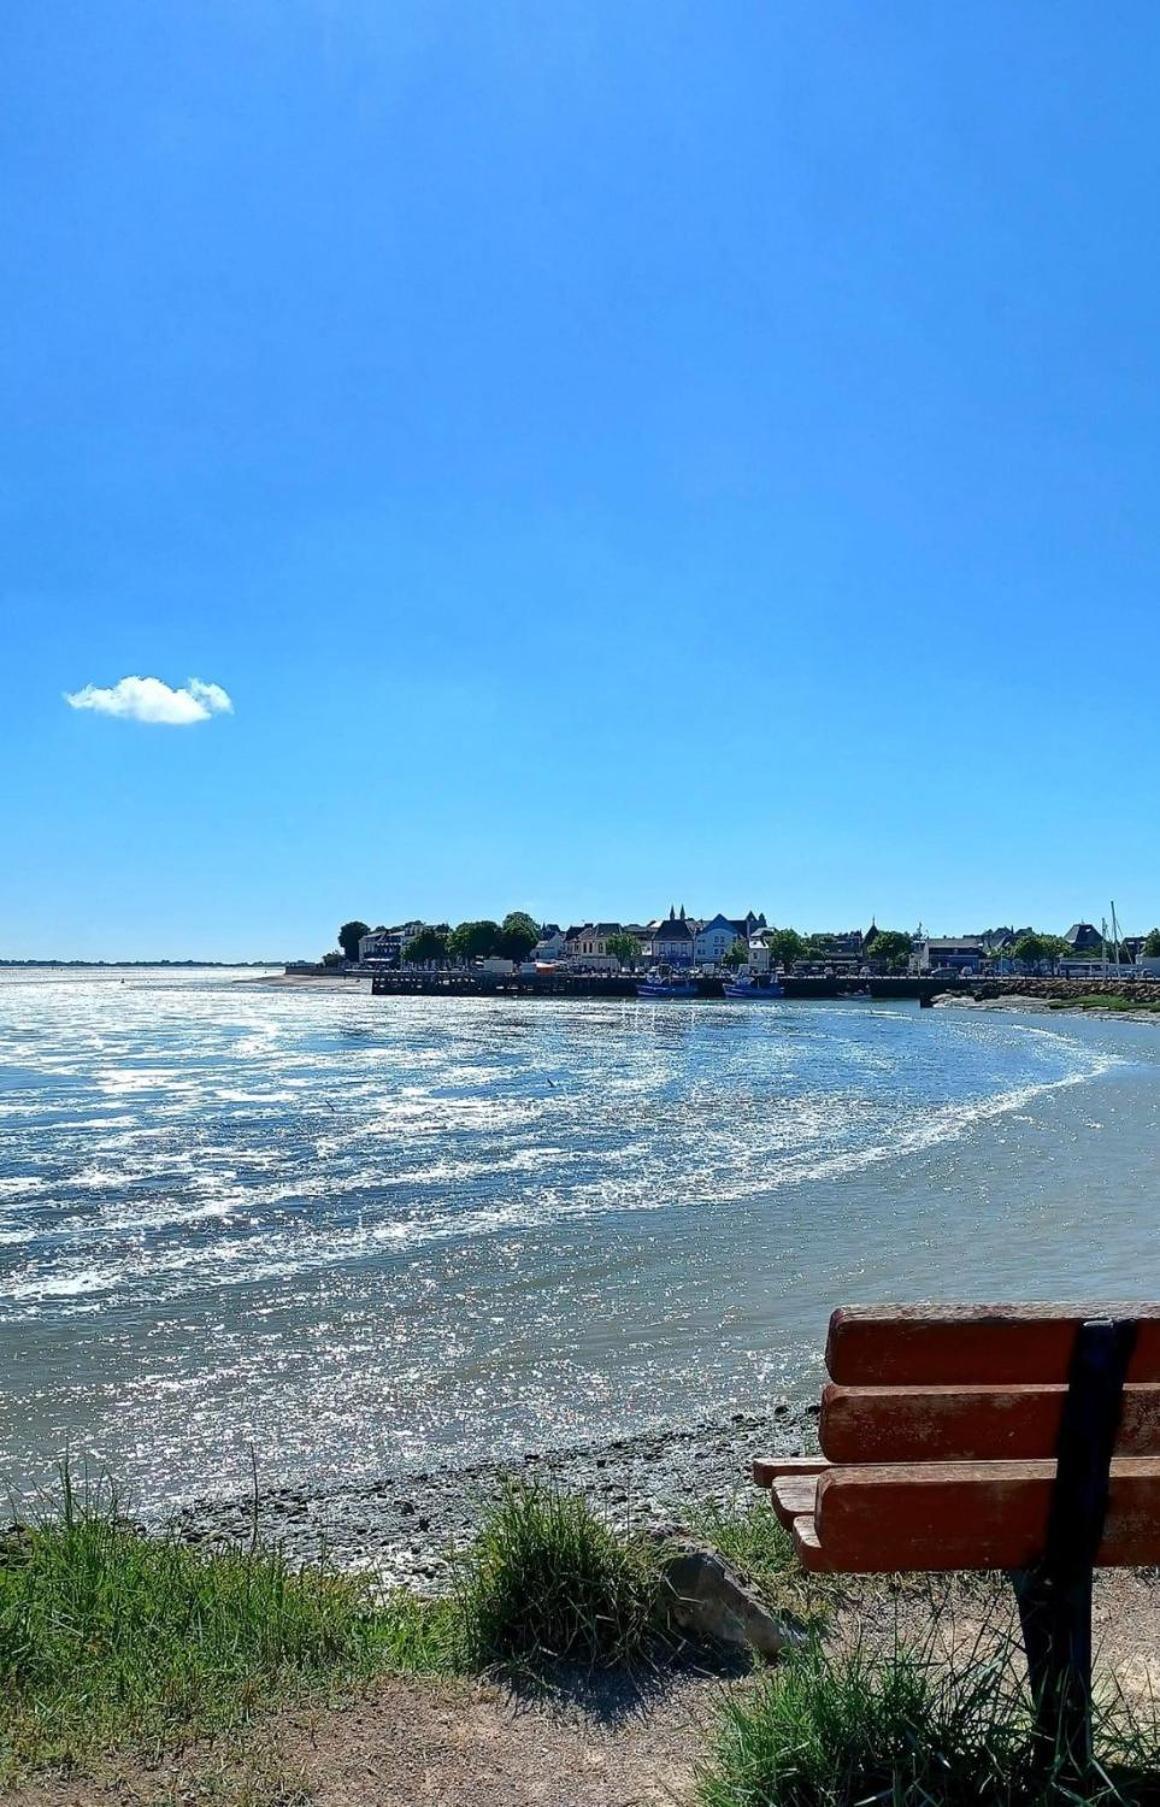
left=722, top=974, right=785, bottom=999
left=637, top=977, right=700, bottom=999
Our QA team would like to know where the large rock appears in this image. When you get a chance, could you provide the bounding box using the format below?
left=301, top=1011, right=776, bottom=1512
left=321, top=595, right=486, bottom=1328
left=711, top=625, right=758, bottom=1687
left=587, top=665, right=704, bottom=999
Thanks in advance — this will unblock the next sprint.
left=653, top=1535, right=798, bottom=1661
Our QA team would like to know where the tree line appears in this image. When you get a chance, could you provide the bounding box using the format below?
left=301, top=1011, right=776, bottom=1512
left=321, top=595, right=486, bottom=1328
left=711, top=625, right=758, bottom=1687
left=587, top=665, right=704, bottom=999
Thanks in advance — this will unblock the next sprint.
left=336, top=914, right=542, bottom=967
left=756, top=928, right=914, bottom=972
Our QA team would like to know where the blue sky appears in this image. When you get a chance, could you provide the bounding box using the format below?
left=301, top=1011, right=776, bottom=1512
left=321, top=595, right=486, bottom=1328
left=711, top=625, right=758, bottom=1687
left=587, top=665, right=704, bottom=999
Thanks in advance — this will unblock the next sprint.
left=4, top=2, right=1160, bottom=959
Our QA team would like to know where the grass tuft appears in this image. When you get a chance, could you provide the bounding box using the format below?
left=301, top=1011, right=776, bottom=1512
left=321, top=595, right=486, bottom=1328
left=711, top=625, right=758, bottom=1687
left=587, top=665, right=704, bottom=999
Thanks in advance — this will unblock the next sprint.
left=698, top=1630, right=1160, bottom=1806
left=456, top=1482, right=661, bottom=1669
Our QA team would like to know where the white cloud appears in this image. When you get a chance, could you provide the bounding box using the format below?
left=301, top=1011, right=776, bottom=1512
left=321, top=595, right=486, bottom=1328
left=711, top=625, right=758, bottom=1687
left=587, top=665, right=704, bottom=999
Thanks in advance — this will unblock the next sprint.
left=64, top=676, right=234, bottom=726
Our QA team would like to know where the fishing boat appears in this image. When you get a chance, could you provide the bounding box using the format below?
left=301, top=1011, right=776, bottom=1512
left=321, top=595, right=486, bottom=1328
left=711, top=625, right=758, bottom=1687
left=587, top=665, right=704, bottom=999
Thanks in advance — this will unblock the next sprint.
left=637, top=976, right=700, bottom=999
left=722, top=973, right=784, bottom=1000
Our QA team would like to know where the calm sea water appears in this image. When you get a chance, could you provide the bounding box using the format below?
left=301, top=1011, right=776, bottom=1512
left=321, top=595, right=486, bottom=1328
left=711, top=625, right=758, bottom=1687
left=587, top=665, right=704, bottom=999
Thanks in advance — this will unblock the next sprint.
left=2, top=968, right=1160, bottom=1508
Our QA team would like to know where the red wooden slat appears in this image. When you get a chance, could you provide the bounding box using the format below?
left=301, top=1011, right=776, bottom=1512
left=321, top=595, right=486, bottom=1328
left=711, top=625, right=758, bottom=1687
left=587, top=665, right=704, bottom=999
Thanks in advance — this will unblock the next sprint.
left=819, top=1382, right=1160, bottom=1464
left=813, top=1458, right=1160, bottom=1572
left=752, top=1455, right=830, bottom=1488
left=768, top=1474, right=820, bottom=1529
left=791, top=1514, right=830, bottom=1572
left=825, top=1305, right=1160, bottom=1385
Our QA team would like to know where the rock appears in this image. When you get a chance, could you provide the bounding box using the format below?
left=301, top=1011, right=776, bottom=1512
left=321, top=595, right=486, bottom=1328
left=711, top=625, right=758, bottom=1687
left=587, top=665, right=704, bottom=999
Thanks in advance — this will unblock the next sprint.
left=654, top=1537, right=797, bottom=1662
left=0, top=1524, right=34, bottom=1567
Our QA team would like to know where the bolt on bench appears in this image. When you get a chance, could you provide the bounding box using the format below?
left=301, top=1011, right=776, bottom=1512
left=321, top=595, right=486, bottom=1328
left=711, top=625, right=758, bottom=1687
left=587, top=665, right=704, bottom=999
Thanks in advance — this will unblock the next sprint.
left=754, top=1304, right=1160, bottom=1765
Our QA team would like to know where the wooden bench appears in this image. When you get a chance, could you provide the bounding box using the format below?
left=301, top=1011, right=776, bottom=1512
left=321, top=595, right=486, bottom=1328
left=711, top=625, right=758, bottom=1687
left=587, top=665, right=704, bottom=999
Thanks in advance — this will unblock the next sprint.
left=754, top=1304, right=1160, bottom=1764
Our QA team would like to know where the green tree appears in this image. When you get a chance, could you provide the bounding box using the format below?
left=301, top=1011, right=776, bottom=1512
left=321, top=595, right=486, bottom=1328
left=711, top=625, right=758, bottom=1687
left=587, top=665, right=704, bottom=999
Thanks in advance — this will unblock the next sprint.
left=1010, top=932, right=1069, bottom=973
left=721, top=940, right=749, bottom=969
left=337, top=920, right=369, bottom=963
left=1144, top=929, right=1160, bottom=958
left=448, top=920, right=501, bottom=963
left=404, top=928, right=449, bottom=966
left=867, top=929, right=912, bottom=972
left=606, top=933, right=642, bottom=970
left=321, top=950, right=342, bottom=969
left=765, top=928, right=806, bottom=972
left=496, top=911, right=540, bottom=962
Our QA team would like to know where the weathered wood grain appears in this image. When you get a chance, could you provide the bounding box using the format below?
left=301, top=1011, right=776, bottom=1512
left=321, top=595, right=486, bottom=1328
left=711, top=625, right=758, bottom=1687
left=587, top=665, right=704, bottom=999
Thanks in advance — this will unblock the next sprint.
left=819, top=1382, right=1160, bottom=1463
left=825, top=1305, right=1160, bottom=1386
left=812, top=1458, right=1160, bottom=1571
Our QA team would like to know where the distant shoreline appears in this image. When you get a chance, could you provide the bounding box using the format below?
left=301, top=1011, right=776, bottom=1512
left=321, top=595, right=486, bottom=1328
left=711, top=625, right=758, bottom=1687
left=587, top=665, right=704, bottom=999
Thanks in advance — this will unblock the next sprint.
left=939, top=991, right=1160, bottom=1026
left=0, top=960, right=285, bottom=970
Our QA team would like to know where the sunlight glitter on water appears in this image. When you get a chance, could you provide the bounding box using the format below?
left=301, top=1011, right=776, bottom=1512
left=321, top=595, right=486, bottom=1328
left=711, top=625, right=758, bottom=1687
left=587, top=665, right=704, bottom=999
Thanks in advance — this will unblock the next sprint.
left=1, top=968, right=1159, bottom=1505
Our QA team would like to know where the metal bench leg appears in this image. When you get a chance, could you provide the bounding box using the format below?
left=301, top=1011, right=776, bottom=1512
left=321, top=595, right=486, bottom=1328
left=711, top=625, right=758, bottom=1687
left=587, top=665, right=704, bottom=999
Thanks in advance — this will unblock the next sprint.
left=1011, top=1315, right=1136, bottom=1777
left=1010, top=1563, right=1093, bottom=1770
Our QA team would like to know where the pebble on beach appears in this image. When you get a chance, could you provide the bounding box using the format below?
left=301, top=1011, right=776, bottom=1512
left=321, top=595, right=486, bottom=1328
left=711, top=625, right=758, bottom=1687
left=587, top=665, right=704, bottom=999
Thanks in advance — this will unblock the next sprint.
left=162, top=1404, right=818, bottom=1591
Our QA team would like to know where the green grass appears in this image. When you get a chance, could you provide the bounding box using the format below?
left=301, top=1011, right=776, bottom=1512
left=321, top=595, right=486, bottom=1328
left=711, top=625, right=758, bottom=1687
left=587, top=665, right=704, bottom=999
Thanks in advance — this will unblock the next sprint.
left=455, top=1482, right=662, bottom=1668
left=35, top=1470, right=1160, bottom=1806
left=0, top=1471, right=457, bottom=1780
left=0, top=1473, right=670, bottom=1779
left=1049, top=994, right=1160, bottom=1014
left=698, top=1632, right=1160, bottom=1806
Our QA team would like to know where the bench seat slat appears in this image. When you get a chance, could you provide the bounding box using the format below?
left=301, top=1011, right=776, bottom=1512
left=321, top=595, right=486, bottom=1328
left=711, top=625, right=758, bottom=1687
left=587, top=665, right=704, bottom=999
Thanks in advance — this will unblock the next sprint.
left=768, top=1474, right=820, bottom=1529
left=814, top=1458, right=1160, bottom=1572
left=826, top=1304, right=1160, bottom=1386
left=791, top=1514, right=830, bottom=1572
left=752, top=1456, right=830, bottom=1489
left=820, top=1382, right=1160, bottom=1464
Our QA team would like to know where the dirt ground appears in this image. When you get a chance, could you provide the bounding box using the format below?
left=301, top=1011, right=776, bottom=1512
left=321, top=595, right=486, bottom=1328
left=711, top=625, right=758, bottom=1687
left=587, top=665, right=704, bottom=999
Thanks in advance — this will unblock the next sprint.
left=9, top=1571, right=1160, bottom=1807
left=4, top=1668, right=723, bottom=1807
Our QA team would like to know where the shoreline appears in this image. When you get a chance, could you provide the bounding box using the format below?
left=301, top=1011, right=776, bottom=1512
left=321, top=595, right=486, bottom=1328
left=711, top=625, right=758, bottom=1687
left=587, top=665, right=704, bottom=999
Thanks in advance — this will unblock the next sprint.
left=936, top=991, right=1160, bottom=1026
left=162, top=1401, right=818, bottom=1590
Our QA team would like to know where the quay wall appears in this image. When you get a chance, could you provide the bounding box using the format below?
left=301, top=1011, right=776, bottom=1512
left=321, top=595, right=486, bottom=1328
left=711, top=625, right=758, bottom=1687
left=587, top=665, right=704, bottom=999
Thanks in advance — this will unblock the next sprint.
left=309, top=969, right=1160, bottom=1007
left=367, top=972, right=975, bottom=1002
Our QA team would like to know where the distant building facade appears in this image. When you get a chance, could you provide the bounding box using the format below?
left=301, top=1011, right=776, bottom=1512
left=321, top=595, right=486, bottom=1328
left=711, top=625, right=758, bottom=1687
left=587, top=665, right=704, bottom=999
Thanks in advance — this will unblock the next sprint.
left=652, top=912, right=696, bottom=967
left=693, top=914, right=748, bottom=966
left=910, top=936, right=985, bottom=975
left=359, top=922, right=436, bottom=968
left=563, top=923, right=622, bottom=969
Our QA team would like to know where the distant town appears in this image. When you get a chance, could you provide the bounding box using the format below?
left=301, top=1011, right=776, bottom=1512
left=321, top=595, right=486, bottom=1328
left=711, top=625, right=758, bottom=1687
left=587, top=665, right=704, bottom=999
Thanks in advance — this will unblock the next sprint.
left=307, top=910, right=1160, bottom=982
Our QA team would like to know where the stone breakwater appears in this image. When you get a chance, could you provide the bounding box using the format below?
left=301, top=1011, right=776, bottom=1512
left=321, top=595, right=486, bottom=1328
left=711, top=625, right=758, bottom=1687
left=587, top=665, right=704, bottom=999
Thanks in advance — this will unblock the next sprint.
left=162, top=1404, right=818, bottom=1592
left=967, top=977, right=1160, bottom=1009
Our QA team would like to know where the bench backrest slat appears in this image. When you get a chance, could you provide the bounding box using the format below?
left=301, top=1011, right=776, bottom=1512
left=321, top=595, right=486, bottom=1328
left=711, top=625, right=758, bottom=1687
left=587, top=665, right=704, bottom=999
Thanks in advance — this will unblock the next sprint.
left=826, top=1304, right=1160, bottom=1385
left=820, top=1381, right=1160, bottom=1464
left=757, top=1305, right=1160, bottom=1577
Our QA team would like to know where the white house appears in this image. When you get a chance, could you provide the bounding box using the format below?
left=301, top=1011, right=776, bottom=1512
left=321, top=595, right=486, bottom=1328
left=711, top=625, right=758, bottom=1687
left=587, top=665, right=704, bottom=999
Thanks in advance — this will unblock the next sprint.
left=563, top=923, right=622, bottom=970
left=532, top=929, right=567, bottom=964
left=620, top=925, right=653, bottom=963
left=693, top=914, right=748, bottom=967
left=359, top=922, right=432, bottom=967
